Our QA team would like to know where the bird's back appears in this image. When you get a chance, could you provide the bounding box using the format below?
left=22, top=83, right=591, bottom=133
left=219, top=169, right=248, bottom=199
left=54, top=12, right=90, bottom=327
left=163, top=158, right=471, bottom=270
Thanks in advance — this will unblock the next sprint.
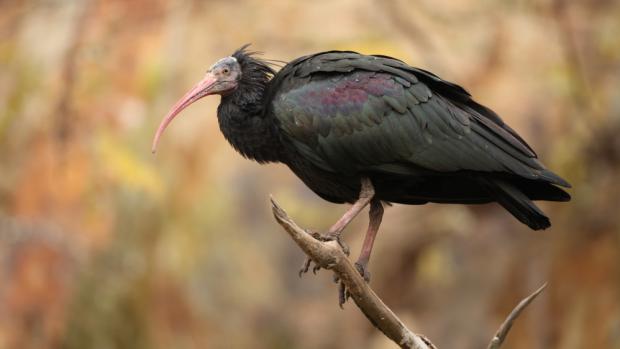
left=265, top=51, right=570, bottom=229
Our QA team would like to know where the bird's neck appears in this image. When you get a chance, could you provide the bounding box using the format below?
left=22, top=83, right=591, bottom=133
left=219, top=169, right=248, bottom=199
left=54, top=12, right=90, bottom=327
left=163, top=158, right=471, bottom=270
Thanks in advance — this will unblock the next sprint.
left=217, top=85, right=281, bottom=163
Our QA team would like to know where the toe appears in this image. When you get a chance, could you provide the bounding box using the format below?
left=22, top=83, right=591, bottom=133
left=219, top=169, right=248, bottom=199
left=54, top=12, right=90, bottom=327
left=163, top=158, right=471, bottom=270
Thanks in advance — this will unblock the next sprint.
left=299, top=258, right=312, bottom=277
left=354, top=262, right=371, bottom=282
left=338, top=281, right=350, bottom=308
left=335, top=237, right=350, bottom=256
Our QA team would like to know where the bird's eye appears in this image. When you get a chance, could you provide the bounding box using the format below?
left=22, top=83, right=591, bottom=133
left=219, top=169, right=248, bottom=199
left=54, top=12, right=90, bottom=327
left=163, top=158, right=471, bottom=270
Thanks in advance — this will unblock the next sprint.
left=223, top=68, right=230, bottom=74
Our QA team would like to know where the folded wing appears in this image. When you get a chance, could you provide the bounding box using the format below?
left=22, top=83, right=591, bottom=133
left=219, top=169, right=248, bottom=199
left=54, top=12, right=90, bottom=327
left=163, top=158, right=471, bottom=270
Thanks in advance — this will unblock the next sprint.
left=269, top=52, right=570, bottom=188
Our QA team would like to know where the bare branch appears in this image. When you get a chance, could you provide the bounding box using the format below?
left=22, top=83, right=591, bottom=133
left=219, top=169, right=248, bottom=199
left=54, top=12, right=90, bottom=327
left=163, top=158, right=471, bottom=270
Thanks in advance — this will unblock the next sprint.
left=271, top=196, right=548, bottom=349
left=270, top=196, right=436, bottom=349
left=486, top=283, right=548, bottom=349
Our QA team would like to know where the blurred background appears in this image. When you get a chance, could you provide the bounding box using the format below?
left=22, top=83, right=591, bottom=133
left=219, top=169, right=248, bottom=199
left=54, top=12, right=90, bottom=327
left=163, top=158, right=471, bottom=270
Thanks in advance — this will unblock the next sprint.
left=1, top=0, right=619, bottom=348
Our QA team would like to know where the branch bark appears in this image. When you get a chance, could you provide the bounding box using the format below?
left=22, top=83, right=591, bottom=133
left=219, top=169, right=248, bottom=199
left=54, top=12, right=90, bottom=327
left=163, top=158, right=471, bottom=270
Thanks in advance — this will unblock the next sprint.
left=270, top=196, right=547, bottom=349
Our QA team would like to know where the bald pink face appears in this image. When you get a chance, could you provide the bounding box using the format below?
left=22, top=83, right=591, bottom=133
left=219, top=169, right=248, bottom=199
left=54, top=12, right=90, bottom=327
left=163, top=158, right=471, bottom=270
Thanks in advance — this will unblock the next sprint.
left=151, top=56, right=241, bottom=153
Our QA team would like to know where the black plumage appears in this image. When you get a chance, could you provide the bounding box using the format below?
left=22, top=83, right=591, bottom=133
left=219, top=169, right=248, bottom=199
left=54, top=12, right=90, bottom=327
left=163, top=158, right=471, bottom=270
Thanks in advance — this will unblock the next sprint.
left=153, top=45, right=571, bottom=277
left=226, top=47, right=569, bottom=227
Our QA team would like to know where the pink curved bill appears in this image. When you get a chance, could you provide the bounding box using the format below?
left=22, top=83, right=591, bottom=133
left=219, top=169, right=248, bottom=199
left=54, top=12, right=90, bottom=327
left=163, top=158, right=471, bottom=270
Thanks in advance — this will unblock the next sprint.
left=151, top=73, right=217, bottom=153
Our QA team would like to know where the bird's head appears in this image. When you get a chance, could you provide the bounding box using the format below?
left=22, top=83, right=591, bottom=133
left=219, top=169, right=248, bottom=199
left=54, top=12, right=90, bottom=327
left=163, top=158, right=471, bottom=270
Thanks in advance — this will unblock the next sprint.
left=151, top=53, right=243, bottom=153
left=152, top=45, right=275, bottom=153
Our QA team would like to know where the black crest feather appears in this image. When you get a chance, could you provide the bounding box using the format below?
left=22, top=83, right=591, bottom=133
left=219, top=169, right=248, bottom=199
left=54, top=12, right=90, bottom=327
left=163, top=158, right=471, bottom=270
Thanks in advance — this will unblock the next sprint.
left=232, top=44, right=276, bottom=77
left=224, top=44, right=275, bottom=115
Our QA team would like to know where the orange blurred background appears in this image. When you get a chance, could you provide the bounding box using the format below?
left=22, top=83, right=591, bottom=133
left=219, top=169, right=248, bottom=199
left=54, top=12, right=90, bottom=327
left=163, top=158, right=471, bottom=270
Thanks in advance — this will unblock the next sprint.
left=1, top=1, right=618, bottom=348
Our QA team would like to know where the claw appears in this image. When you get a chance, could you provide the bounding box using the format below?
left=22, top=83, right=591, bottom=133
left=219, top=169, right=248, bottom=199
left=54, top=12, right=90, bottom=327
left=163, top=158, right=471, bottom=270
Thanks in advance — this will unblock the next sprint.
left=336, top=236, right=350, bottom=256
left=338, top=281, right=348, bottom=308
left=299, top=257, right=312, bottom=277
left=306, top=229, right=322, bottom=239
left=323, top=233, right=349, bottom=255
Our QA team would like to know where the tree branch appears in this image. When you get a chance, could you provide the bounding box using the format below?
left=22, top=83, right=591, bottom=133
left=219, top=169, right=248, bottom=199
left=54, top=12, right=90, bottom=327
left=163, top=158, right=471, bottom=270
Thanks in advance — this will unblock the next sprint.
left=271, top=197, right=435, bottom=349
left=270, top=196, right=547, bottom=349
left=486, top=283, right=548, bottom=349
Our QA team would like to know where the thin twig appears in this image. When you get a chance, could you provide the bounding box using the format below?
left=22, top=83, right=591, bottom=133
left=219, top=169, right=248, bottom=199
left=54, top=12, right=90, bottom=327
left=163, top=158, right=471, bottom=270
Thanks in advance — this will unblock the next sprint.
left=270, top=196, right=436, bottom=349
left=486, top=283, right=548, bottom=349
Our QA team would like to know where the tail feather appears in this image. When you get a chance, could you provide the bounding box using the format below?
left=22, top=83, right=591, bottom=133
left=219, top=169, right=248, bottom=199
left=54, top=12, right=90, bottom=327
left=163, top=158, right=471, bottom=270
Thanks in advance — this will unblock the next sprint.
left=515, top=177, right=571, bottom=202
left=539, top=169, right=572, bottom=188
left=481, top=178, right=551, bottom=230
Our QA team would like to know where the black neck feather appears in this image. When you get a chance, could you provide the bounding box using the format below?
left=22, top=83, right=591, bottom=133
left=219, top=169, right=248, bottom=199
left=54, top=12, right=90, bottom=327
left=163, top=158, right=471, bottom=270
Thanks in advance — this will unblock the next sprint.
left=216, top=48, right=281, bottom=163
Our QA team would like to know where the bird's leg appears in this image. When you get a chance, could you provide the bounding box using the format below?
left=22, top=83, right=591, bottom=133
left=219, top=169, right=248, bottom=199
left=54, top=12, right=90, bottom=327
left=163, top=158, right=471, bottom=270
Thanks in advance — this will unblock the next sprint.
left=326, top=177, right=375, bottom=238
left=354, top=199, right=384, bottom=282
left=336, top=199, right=384, bottom=306
left=299, top=178, right=375, bottom=276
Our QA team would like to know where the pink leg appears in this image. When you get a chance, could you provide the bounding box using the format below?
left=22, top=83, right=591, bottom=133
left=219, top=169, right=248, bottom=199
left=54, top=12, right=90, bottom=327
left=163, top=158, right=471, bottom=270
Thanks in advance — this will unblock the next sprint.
left=299, top=178, right=375, bottom=276
left=354, top=199, right=384, bottom=281
left=327, top=177, right=375, bottom=238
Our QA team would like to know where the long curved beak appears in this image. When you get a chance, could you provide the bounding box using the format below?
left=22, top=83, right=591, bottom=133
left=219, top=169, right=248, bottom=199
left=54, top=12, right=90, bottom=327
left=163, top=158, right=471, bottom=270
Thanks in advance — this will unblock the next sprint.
left=151, top=72, right=218, bottom=153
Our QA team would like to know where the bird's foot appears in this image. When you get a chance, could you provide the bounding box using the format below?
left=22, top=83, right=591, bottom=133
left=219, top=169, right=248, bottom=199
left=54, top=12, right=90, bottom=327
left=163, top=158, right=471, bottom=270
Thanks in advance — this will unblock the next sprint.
left=330, top=273, right=351, bottom=307
left=298, top=255, right=323, bottom=276
left=332, top=261, right=371, bottom=307
left=298, top=230, right=349, bottom=277
left=354, top=261, right=371, bottom=283
left=337, top=279, right=350, bottom=307
left=322, top=231, right=350, bottom=256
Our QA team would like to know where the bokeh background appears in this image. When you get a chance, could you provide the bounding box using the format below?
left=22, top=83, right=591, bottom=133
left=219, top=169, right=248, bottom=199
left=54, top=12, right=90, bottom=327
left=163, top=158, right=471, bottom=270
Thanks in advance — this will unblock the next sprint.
left=1, top=0, right=619, bottom=348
